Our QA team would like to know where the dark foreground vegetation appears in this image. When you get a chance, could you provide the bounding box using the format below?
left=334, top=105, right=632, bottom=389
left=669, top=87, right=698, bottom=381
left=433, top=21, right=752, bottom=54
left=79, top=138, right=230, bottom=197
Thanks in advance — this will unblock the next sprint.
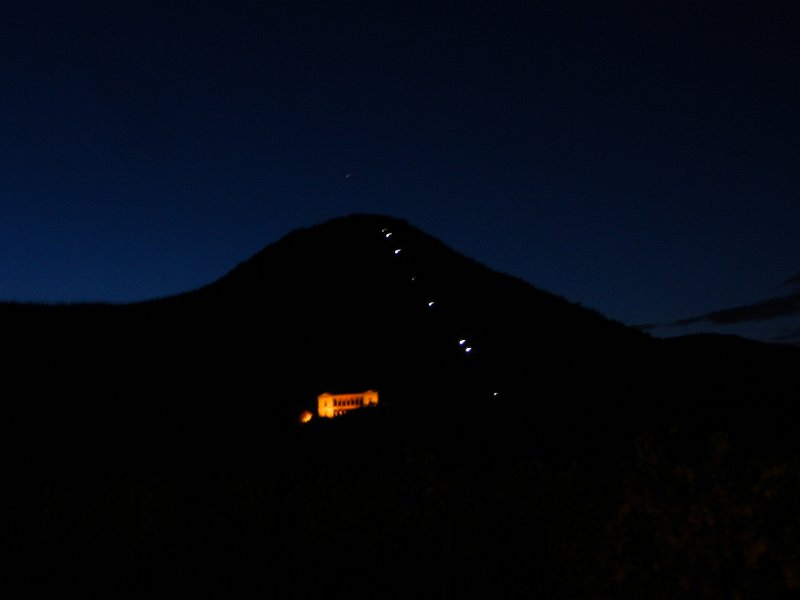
left=12, top=406, right=800, bottom=599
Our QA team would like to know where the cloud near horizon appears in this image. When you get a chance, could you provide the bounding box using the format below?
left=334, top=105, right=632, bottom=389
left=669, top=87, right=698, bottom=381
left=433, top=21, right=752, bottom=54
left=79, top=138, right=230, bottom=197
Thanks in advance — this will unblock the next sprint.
left=772, top=328, right=800, bottom=345
left=660, top=273, right=800, bottom=329
left=636, top=274, right=800, bottom=342
left=783, top=274, right=800, bottom=288
left=674, top=292, right=800, bottom=327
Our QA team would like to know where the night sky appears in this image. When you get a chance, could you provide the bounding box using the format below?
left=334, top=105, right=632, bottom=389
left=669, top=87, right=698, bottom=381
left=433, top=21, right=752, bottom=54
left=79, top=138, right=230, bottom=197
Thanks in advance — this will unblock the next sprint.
left=2, top=1, right=798, bottom=346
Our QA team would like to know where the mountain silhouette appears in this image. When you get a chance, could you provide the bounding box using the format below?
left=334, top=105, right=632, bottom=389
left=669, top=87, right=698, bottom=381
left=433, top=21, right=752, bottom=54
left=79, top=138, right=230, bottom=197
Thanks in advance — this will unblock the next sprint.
left=4, top=213, right=797, bottom=467
left=6, top=214, right=799, bottom=599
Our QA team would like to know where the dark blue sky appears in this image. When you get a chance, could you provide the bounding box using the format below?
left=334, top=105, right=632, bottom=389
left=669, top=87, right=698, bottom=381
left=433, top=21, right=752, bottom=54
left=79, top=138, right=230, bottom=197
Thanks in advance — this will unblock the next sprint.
left=2, top=1, right=798, bottom=345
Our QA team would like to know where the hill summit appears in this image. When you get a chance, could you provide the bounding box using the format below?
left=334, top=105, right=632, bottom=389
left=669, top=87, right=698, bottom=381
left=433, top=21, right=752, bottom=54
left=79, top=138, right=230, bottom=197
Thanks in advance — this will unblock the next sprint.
left=163, top=213, right=657, bottom=427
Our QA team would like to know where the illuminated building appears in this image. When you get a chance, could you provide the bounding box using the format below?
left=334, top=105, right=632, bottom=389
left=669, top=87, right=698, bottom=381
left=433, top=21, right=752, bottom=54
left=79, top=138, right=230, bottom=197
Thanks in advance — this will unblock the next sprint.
left=317, top=390, right=379, bottom=418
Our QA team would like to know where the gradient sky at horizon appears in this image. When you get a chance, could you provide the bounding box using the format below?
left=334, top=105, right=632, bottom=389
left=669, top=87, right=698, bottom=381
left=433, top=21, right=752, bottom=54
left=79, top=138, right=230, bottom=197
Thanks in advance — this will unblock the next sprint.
left=2, top=1, right=798, bottom=345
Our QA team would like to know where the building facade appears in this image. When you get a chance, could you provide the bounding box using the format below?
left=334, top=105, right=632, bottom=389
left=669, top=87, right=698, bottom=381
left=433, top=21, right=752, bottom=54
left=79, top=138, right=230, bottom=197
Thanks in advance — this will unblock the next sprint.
left=317, top=390, right=379, bottom=418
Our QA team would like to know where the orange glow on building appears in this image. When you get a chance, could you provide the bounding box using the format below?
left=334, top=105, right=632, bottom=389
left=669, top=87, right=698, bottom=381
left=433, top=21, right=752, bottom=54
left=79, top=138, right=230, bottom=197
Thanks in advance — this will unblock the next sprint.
left=317, top=390, right=379, bottom=418
left=299, top=410, right=313, bottom=423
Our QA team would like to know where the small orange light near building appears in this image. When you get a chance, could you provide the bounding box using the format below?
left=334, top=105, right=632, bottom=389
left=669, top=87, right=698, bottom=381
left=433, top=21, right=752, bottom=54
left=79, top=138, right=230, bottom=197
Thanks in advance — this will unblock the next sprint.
left=299, top=410, right=313, bottom=424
